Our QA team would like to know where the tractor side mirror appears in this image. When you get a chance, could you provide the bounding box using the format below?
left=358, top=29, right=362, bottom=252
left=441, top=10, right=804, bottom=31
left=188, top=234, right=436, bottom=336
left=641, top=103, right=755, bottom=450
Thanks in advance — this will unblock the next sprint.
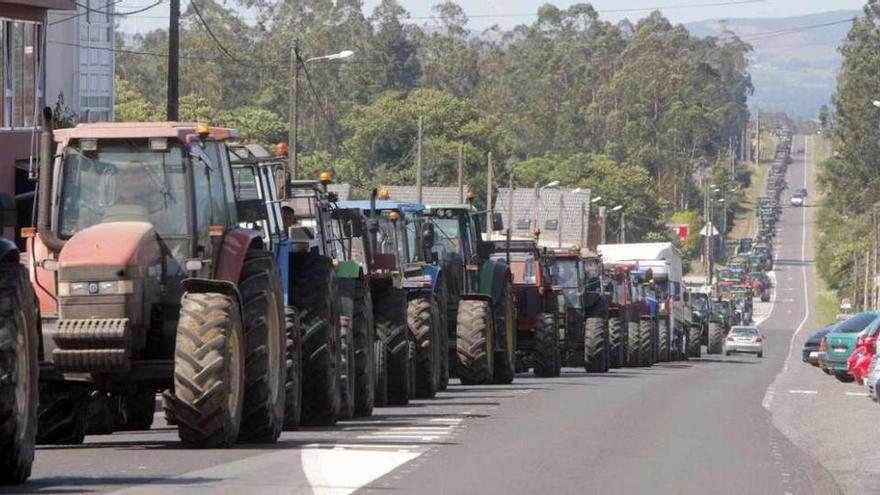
left=492, top=212, right=504, bottom=232
left=683, top=291, right=690, bottom=303
left=349, top=214, right=363, bottom=238
left=0, top=193, right=15, bottom=228
left=421, top=222, right=436, bottom=262
left=274, top=165, right=287, bottom=200
left=477, top=240, right=493, bottom=261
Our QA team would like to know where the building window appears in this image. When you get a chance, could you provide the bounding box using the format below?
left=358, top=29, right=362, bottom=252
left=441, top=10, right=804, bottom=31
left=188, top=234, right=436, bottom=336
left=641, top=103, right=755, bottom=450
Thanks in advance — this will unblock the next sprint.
left=516, top=218, right=531, bottom=231
left=544, top=219, right=559, bottom=231
left=1, top=19, right=41, bottom=128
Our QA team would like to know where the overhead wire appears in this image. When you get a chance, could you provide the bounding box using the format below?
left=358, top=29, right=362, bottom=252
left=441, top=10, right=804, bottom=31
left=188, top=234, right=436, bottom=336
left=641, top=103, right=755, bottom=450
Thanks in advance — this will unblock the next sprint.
left=188, top=0, right=250, bottom=65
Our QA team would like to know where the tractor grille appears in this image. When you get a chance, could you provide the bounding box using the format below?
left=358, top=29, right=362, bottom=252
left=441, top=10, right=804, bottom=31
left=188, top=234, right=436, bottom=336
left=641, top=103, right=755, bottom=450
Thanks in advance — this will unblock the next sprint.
left=52, top=318, right=132, bottom=372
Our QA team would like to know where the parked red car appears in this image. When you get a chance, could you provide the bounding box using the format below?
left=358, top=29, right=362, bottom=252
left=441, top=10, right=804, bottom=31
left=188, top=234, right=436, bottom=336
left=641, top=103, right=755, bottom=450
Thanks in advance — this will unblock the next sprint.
left=848, top=328, right=880, bottom=385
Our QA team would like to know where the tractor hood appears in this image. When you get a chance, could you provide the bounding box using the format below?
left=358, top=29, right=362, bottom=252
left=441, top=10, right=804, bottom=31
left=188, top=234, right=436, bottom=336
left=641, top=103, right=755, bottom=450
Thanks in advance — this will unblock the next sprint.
left=59, top=222, right=161, bottom=281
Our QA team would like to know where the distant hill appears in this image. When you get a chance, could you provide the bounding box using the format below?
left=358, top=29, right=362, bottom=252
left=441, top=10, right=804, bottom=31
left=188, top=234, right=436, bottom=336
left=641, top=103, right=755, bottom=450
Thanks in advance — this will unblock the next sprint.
left=687, top=10, right=862, bottom=119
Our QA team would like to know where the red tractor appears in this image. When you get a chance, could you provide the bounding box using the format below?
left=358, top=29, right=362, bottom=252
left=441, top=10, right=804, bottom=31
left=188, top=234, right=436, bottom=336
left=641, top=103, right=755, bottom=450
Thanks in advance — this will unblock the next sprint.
left=493, top=240, right=560, bottom=377
left=602, top=263, right=645, bottom=368
left=25, top=116, right=287, bottom=447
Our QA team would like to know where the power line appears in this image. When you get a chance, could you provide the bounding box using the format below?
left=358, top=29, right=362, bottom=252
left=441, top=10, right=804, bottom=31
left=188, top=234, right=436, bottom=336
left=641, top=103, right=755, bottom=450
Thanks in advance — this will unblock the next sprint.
left=733, top=18, right=855, bottom=42
left=49, top=0, right=165, bottom=25
left=188, top=0, right=249, bottom=65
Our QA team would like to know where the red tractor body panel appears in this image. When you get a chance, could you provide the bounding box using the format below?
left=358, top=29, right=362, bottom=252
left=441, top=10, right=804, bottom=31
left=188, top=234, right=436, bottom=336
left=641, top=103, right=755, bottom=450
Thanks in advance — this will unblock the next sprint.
left=58, top=222, right=159, bottom=274
left=215, top=228, right=263, bottom=284
left=28, top=235, right=58, bottom=316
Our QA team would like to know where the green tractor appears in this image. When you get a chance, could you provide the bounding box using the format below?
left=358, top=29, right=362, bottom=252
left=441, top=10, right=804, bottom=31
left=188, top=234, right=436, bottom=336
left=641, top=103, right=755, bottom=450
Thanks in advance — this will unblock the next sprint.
left=420, top=204, right=516, bottom=385
left=706, top=298, right=733, bottom=354
left=687, top=292, right=710, bottom=358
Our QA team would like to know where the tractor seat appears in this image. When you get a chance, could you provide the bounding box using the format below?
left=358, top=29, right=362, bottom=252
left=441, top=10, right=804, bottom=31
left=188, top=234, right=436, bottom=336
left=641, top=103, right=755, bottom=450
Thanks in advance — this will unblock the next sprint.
left=102, top=205, right=151, bottom=224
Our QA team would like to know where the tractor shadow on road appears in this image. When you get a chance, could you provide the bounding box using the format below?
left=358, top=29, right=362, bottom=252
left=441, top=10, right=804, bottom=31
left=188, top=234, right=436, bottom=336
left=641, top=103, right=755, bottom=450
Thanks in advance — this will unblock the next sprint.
left=0, top=476, right=220, bottom=494
left=691, top=357, right=761, bottom=365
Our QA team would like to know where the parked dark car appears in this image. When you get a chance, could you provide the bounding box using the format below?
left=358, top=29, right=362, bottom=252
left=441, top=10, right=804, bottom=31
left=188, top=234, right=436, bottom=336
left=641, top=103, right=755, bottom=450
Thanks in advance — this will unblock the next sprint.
left=803, top=326, right=833, bottom=365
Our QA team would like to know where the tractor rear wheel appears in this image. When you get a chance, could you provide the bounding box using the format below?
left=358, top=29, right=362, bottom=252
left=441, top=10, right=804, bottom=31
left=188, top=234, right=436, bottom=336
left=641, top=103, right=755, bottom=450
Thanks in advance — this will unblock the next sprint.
left=493, top=281, right=516, bottom=384
left=282, top=307, right=302, bottom=430
left=436, top=280, right=450, bottom=391
left=115, top=388, right=155, bottom=431
left=409, top=295, right=440, bottom=398
left=337, top=315, right=356, bottom=420
left=374, top=288, right=411, bottom=405
left=608, top=316, right=625, bottom=368
left=173, top=292, right=245, bottom=447
left=687, top=325, right=702, bottom=358
left=296, top=254, right=341, bottom=426
left=457, top=299, right=494, bottom=385
left=584, top=317, right=608, bottom=373
left=626, top=320, right=640, bottom=368
left=351, top=282, right=375, bottom=417
left=639, top=320, right=653, bottom=367
left=707, top=322, right=724, bottom=354
left=0, top=262, right=38, bottom=482
left=533, top=313, right=559, bottom=377
left=658, top=319, right=670, bottom=362
left=374, top=340, right=388, bottom=407
left=36, top=382, right=88, bottom=445
left=238, top=250, right=287, bottom=443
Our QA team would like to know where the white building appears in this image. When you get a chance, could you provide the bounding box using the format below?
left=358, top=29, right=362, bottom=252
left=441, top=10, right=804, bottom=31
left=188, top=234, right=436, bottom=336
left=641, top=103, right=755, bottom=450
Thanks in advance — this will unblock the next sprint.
left=46, top=0, right=114, bottom=123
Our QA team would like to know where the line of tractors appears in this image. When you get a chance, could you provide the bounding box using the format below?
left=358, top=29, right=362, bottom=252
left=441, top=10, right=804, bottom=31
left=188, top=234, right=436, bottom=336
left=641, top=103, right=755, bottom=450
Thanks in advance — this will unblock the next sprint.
left=0, top=119, right=776, bottom=483
left=688, top=134, right=790, bottom=356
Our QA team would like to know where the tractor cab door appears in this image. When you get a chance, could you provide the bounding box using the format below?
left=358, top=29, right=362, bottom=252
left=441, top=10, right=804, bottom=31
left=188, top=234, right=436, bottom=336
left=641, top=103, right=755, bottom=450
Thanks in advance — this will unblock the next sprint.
left=190, top=143, right=235, bottom=278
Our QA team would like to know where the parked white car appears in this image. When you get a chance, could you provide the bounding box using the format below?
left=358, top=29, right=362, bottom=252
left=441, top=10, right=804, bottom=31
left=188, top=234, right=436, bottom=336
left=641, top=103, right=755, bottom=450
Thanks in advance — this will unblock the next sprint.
left=790, top=194, right=804, bottom=207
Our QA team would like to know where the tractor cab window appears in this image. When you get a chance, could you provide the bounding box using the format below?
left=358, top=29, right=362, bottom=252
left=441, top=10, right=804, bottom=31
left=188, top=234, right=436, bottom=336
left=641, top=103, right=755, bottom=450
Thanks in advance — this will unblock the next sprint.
left=58, top=142, right=189, bottom=237
left=192, top=146, right=229, bottom=241
left=503, top=255, right=537, bottom=285
left=430, top=217, right=462, bottom=262
left=553, top=259, right=580, bottom=288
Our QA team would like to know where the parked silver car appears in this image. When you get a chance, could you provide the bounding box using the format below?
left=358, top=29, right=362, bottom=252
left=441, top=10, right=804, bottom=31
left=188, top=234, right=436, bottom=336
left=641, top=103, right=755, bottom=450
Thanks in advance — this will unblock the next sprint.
left=724, top=326, right=764, bottom=357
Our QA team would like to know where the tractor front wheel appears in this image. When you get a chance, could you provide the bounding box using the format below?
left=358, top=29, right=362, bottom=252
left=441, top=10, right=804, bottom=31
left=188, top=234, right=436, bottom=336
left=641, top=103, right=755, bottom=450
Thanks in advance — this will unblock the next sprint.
left=375, top=288, right=412, bottom=405
left=608, top=316, right=625, bottom=368
left=173, top=292, right=245, bottom=448
left=584, top=317, right=608, bottom=373
left=282, top=307, right=302, bottom=430
left=707, top=322, right=724, bottom=355
left=409, top=295, right=440, bottom=398
left=687, top=325, right=702, bottom=358
left=533, top=313, right=560, bottom=377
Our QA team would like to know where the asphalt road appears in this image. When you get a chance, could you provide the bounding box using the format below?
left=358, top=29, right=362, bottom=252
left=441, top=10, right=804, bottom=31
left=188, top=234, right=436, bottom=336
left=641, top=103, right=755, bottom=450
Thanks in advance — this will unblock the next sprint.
left=3, top=136, right=848, bottom=495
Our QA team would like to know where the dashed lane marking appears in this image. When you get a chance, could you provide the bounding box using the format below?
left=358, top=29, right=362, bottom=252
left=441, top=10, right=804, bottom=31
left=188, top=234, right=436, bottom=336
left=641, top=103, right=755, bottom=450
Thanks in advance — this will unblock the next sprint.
left=845, top=391, right=868, bottom=397
left=788, top=389, right=819, bottom=395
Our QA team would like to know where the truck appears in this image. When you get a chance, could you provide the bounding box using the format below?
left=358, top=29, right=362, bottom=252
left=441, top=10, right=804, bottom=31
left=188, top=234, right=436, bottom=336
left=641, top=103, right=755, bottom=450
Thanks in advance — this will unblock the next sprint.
left=598, top=243, right=690, bottom=362
left=0, top=193, right=39, bottom=483
left=26, top=119, right=288, bottom=447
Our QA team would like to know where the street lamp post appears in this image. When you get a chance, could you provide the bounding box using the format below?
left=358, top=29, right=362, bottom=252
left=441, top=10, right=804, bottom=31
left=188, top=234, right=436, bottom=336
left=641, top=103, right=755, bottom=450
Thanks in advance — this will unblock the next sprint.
left=533, top=180, right=560, bottom=243
left=610, top=205, right=624, bottom=243
left=288, top=41, right=353, bottom=184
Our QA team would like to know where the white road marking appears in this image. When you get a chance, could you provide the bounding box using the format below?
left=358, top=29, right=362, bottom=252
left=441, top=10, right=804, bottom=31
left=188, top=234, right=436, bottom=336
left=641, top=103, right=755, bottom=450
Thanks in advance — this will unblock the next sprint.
left=302, top=446, right=420, bottom=495
left=788, top=389, right=819, bottom=395
left=845, top=391, right=868, bottom=397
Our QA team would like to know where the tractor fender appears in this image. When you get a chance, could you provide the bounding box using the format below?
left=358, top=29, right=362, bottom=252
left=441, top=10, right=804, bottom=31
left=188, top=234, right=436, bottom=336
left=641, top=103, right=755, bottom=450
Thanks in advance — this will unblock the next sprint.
left=181, top=278, right=243, bottom=310
left=477, top=259, right=511, bottom=302
left=214, top=228, right=264, bottom=284
left=0, top=237, right=19, bottom=263
left=421, top=264, right=441, bottom=292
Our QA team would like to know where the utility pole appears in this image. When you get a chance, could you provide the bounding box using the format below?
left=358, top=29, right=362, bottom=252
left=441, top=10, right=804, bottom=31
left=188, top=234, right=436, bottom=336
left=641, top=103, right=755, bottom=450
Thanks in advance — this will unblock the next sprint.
left=416, top=116, right=423, bottom=203
left=533, top=181, right=540, bottom=235
left=599, top=206, right=607, bottom=245
left=166, top=0, right=180, bottom=120
left=457, top=143, right=464, bottom=203
left=507, top=169, right=514, bottom=242
left=865, top=250, right=871, bottom=311
left=486, top=152, right=493, bottom=239
left=558, top=195, right=564, bottom=248
left=755, top=110, right=761, bottom=165
left=580, top=201, right=586, bottom=248
left=619, top=211, right=626, bottom=244
left=288, top=39, right=300, bottom=182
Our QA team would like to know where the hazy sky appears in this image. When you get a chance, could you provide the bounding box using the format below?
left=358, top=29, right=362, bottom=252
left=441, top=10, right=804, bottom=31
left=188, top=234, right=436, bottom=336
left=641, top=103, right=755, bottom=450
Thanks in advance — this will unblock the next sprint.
left=117, top=0, right=868, bottom=34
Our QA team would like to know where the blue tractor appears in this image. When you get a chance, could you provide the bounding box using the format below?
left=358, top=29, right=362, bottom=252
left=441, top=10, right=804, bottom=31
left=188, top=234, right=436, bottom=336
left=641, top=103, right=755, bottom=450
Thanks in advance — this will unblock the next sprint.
left=339, top=192, right=446, bottom=398
left=228, top=145, right=370, bottom=425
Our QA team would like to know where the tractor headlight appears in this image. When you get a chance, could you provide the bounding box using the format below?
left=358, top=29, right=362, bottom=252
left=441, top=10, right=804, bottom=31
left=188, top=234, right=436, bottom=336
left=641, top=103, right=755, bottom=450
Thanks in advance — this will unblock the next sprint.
left=58, top=280, right=134, bottom=296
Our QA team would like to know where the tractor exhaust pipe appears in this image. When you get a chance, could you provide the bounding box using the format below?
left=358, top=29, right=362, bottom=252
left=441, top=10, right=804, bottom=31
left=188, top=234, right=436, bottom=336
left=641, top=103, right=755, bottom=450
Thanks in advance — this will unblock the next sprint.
left=368, top=189, right=379, bottom=268
left=37, top=107, right=66, bottom=252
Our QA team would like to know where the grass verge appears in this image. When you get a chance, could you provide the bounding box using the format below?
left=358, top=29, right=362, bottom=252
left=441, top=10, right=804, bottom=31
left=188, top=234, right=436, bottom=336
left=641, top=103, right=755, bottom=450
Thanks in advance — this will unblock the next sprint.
left=810, top=135, right=838, bottom=326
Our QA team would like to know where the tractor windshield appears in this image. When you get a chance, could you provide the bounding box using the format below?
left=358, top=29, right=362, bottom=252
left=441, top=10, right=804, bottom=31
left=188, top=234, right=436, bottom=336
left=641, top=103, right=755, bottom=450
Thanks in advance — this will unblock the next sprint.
left=430, top=218, right=463, bottom=261
left=552, top=259, right=580, bottom=288
left=376, top=215, right=408, bottom=263
left=58, top=142, right=189, bottom=237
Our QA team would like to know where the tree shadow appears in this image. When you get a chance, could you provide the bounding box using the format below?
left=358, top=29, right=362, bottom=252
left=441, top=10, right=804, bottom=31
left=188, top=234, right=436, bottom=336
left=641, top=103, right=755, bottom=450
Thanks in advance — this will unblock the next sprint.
left=0, top=476, right=220, bottom=494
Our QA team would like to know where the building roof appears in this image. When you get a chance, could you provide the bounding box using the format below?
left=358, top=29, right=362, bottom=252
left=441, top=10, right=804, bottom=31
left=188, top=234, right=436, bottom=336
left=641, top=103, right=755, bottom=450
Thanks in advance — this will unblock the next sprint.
left=381, top=185, right=466, bottom=205
left=3, top=0, right=75, bottom=10
left=495, top=187, right=592, bottom=246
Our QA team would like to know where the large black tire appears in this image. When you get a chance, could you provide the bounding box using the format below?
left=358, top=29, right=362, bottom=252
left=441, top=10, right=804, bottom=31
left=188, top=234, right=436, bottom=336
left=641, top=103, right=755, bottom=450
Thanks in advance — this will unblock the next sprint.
left=657, top=318, right=670, bottom=362
left=115, top=388, right=155, bottom=432
left=626, top=320, right=640, bottom=368
left=638, top=319, right=653, bottom=367
left=584, top=317, right=608, bottom=373
left=36, top=382, right=88, bottom=445
left=457, top=299, right=493, bottom=385
left=173, top=292, right=245, bottom=447
left=238, top=250, right=286, bottom=443
left=492, top=281, right=516, bottom=385
left=0, top=261, right=38, bottom=482
left=608, top=315, right=625, bottom=368
left=351, top=282, right=375, bottom=417
left=436, top=280, right=450, bottom=391
left=282, top=307, right=302, bottom=430
left=707, top=322, right=724, bottom=355
left=374, top=340, right=388, bottom=407
left=295, top=254, right=341, bottom=426
left=337, top=314, right=356, bottom=420
left=533, top=313, right=559, bottom=377
left=374, top=288, right=411, bottom=405
left=687, top=325, right=702, bottom=358
left=409, top=296, right=440, bottom=399
left=86, top=392, right=115, bottom=435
